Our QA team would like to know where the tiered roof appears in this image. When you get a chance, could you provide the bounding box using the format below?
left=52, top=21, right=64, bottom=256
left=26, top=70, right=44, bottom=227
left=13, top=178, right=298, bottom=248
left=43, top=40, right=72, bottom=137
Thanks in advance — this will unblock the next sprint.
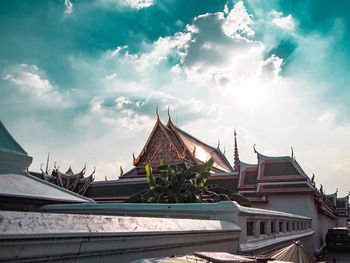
left=0, top=121, right=93, bottom=205
left=133, top=112, right=233, bottom=173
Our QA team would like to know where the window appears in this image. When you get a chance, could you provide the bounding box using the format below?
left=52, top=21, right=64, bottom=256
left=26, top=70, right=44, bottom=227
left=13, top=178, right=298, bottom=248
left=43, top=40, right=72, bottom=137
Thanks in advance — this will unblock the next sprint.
left=271, top=221, right=275, bottom=233
left=260, top=221, right=266, bottom=235
left=247, top=221, right=254, bottom=236
left=286, top=222, right=290, bottom=232
left=279, top=221, right=283, bottom=232
left=243, top=171, right=258, bottom=185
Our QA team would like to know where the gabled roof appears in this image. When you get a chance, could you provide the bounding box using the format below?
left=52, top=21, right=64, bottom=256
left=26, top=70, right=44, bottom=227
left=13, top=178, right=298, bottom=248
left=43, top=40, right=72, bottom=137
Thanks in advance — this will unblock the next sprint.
left=166, top=118, right=234, bottom=173
left=133, top=114, right=234, bottom=173
left=255, top=149, right=310, bottom=180
left=0, top=121, right=27, bottom=155
left=133, top=116, right=187, bottom=166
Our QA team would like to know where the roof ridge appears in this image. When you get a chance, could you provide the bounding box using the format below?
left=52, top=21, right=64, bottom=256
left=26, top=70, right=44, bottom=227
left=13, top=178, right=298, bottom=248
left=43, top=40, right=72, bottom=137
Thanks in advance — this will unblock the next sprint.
left=0, top=121, right=27, bottom=155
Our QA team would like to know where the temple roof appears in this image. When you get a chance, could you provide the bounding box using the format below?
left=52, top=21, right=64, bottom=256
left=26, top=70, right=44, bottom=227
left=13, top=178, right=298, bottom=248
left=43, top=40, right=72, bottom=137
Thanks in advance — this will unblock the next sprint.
left=0, top=121, right=27, bottom=155
left=0, top=172, right=93, bottom=203
left=167, top=121, right=233, bottom=173
left=0, top=121, right=93, bottom=204
left=133, top=114, right=234, bottom=173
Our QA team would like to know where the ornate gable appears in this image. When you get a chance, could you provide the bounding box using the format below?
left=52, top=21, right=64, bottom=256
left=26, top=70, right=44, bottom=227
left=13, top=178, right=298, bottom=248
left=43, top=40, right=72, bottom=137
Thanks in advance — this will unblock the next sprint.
left=133, top=117, right=188, bottom=167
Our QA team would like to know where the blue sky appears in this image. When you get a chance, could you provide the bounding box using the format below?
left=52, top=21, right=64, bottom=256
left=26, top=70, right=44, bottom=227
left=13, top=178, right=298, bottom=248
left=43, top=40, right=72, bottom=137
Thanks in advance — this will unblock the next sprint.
left=1, top=0, right=349, bottom=195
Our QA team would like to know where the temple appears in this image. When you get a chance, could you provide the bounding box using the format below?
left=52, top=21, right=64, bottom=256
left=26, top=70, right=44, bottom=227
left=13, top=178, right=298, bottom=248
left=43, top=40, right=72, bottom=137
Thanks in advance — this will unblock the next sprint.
left=30, top=162, right=95, bottom=196
left=84, top=111, right=349, bottom=226
left=85, top=110, right=239, bottom=202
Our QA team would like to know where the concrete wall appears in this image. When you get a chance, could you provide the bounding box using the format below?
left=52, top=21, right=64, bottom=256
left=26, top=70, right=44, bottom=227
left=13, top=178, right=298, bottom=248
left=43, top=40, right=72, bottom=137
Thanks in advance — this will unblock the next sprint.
left=0, top=210, right=240, bottom=263
left=41, top=201, right=314, bottom=257
left=252, top=194, right=337, bottom=256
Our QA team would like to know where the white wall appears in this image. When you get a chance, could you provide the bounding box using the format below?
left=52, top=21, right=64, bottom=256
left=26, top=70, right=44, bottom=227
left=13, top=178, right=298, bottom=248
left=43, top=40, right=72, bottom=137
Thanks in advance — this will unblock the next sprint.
left=252, top=194, right=337, bottom=256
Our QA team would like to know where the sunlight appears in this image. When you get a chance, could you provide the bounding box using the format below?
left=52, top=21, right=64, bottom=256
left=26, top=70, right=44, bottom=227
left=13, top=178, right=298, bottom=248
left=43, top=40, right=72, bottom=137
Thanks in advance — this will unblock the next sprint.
left=236, top=80, right=267, bottom=111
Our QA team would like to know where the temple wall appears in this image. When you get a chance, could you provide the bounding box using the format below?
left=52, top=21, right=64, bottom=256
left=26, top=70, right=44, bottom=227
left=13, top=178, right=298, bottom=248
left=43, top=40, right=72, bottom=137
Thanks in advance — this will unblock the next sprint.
left=0, top=210, right=240, bottom=263
left=252, top=194, right=337, bottom=256
left=41, top=201, right=314, bottom=257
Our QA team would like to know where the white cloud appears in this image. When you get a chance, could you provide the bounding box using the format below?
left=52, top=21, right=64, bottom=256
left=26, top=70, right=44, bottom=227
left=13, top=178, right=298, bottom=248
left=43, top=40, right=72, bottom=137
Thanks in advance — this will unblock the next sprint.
left=98, top=0, right=154, bottom=10
left=64, top=0, right=73, bottom=14
left=105, top=73, right=117, bottom=80
left=124, top=0, right=153, bottom=9
left=222, top=1, right=255, bottom=38
left=3, top=64, right=69, bottom=107
left=272, top=14, right=295, bottom=30
left=258, top=55, right=283, bottom=80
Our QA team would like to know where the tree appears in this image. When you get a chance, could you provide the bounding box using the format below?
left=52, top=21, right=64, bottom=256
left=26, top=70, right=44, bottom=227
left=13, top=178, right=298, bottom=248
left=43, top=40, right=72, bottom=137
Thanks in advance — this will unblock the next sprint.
left=125, top=158, right=251, bottom=206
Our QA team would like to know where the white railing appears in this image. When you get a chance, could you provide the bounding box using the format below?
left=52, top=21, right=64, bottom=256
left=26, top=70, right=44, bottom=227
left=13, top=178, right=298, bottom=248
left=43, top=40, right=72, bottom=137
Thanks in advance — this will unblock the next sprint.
left=41, top=201, right=313, bottom=254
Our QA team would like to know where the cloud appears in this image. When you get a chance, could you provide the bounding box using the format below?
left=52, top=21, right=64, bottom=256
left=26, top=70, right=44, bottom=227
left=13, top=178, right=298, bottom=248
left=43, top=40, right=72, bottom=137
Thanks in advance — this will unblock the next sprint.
left=3, top=64, right=70, bottom=107
left=272, top=14, right=295, bottom=30
left=105, top=73, right=117, bottom=80
left=258, top=54, right=283, bottom=80
left=124, top=0, right=154, bottom=9
left=64, top=0, right=73, bottom=14
left=2, top=0, right=350, bottom=195
left=98, top=0, right=154, bottom=10
left=222, top=1, right=255, bottom=38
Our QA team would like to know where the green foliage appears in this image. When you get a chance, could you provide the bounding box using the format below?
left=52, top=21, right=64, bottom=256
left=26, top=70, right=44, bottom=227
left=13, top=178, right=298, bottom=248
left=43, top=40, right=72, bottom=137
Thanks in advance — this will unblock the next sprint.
left=125, top=158, right=250, bottom=206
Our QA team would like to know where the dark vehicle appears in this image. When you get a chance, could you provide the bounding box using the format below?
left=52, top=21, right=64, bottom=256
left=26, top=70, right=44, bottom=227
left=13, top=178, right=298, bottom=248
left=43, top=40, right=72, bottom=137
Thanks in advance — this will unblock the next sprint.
left=325, top=227, right=350, bottom=251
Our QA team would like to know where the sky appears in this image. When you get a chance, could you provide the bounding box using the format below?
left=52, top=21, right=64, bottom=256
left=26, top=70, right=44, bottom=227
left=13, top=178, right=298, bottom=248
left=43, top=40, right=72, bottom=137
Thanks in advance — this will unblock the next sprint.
left=0, top=0, right=349, bottom=196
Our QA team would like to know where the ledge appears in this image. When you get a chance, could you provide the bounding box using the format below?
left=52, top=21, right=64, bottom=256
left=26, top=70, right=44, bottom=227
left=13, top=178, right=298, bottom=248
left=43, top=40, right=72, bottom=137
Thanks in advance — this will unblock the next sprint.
left=239, top=230, right=314, bottom=254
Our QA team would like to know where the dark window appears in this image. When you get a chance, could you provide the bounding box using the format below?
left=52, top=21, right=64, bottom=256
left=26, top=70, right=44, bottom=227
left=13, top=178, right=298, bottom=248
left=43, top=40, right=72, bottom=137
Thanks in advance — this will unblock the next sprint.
left=243, top=171, right=258, bottom=185
left=279, top=221, right=283, bottom=232
left=264, top=162, right=300, bottom=177
left=247, top=221, right=254, bottom=236
left=260, top=222, right=265, bottom=234
left=287, top=223, right=290, bottom=232
left=263, top=183, right=309, bottom=189
left=336, top=200, right=346, bottom=208
left=271, top=221, right=275, bottom=233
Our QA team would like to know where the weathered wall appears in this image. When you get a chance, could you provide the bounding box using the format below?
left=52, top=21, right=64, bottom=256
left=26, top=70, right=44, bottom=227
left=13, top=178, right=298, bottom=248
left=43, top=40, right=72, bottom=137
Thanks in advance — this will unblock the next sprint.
left=252, top=194, right=337, bottom=256
left=0, top=210, right=240, bottom=263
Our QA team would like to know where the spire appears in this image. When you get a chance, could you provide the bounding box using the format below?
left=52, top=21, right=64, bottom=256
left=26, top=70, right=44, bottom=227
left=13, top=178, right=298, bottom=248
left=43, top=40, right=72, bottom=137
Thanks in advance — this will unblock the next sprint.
left=234, top=129, right=240, bottom=172
left=45, top=152, right=50, bottom=174
left=156, top=105, right=159, bottom=120
left=167, top=105, right=171, bottom=121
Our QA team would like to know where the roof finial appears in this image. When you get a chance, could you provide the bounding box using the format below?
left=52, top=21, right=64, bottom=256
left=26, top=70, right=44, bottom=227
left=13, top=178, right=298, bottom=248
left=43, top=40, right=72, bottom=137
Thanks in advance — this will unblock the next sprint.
left=291, top=147, right=295, bottom=159
left=217, top=138, right=220, bottom=149
left=223, top=146, right=226, bottom=156
left=335, top=188, right=338, bottom=195
left=45, top=152, right=50, bottom=174
left=167, top=105, right=171, bottom=120
left=234, top=129, right=240, bottom=172
left=156, top=104, right=159, bottom=119
left=120, top=165, right=124, bottom=177
left=253, top=143, right=257, bottom=154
